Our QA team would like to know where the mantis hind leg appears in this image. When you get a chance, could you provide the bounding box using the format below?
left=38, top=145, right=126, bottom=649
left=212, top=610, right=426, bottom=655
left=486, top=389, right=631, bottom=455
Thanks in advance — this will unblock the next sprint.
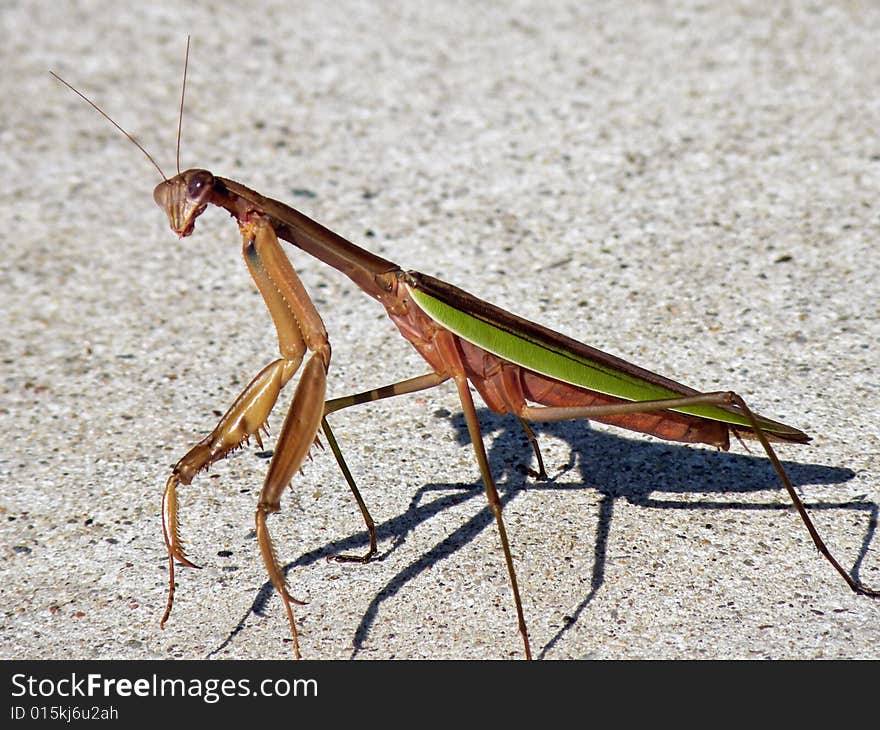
left=516, top=416, right=548, bottom=480
left=723, top=392, right=879, bottom=598
left=453, top=372, right=532, bottom=659
left=519, top=390, right=880, bottom=598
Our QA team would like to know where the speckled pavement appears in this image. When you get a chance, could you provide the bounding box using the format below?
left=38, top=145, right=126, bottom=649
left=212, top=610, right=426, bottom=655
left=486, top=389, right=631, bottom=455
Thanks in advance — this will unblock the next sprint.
left=2, top=1, right=879, bottom=659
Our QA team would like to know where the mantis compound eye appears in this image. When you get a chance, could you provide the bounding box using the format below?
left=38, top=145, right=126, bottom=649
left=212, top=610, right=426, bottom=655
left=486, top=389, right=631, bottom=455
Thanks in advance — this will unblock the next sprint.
left=153, top=169, right=215, bottom=237
left=186, top=169, right=215, bottom=201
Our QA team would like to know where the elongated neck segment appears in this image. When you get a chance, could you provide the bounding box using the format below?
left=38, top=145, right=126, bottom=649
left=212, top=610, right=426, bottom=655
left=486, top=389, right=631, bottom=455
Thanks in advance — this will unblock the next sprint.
left=212, top=175, right=400, bottom=300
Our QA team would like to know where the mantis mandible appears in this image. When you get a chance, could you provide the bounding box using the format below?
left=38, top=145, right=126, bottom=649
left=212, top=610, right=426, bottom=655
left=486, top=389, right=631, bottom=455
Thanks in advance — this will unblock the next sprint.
left=52, top=45, right=879, bottom=659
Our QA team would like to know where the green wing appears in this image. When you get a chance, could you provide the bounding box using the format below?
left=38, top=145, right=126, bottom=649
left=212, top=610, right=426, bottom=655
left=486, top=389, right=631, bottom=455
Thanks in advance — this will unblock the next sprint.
left=405, top=272, right=807, bottom=441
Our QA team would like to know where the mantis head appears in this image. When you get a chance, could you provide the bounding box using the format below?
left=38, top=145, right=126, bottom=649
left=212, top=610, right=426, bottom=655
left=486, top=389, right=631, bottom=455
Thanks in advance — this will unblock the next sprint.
left=54, top=38, right=213, bottom=240
left=153, top=169, right=215, bottom=238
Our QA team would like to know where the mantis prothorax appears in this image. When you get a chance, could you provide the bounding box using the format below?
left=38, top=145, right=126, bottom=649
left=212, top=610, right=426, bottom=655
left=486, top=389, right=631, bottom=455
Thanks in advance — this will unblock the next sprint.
left=52, top=44, right=879, bottom=659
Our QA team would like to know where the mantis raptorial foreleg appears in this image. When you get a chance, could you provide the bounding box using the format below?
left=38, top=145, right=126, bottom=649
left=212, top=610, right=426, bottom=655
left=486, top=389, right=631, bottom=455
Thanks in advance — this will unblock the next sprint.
left=161, top=214, right=332, bottom=658
left=255, top=349, right=326, bottom=659
left=161, top=358, right=302, bottom=622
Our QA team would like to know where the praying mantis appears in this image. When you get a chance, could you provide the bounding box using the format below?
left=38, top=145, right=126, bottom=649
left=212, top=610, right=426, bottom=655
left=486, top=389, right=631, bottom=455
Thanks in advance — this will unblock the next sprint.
left=52, top=44, right=879, bottom=659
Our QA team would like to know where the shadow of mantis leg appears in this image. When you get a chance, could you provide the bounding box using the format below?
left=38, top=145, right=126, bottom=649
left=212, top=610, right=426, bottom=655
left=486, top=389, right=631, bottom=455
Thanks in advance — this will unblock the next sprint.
left=321, top=371, right=450, bottom=563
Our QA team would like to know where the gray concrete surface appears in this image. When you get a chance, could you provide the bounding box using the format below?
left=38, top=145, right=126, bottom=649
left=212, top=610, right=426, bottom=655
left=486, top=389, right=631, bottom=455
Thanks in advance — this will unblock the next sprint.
left=2, top=1, right=879, bottom=660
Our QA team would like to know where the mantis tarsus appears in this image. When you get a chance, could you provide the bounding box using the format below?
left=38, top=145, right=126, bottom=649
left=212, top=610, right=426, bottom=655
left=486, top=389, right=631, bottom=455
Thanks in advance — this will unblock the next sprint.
left=52, top=46, right=879, bottom=659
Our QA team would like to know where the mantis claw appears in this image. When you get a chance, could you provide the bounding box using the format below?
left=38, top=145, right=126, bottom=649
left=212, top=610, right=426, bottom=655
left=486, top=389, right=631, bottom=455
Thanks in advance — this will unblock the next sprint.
left=327, top=546, right=377, bottom=564
left=525, top=465, right=549, bottom=481
left=172, top=554, right=201, bottom=570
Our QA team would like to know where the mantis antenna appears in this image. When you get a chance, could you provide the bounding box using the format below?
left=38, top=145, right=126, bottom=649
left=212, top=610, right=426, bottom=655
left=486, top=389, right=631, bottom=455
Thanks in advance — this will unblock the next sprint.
left=51, top=35, right=192, bottom=181
left=176, top=35, right=190, bottom=176
left=49, top=70, right=168, bottom=182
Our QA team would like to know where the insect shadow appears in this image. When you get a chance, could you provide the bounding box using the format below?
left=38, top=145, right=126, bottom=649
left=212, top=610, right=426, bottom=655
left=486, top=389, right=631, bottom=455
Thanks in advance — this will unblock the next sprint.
left=212, top=407, right=875, bottom=658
